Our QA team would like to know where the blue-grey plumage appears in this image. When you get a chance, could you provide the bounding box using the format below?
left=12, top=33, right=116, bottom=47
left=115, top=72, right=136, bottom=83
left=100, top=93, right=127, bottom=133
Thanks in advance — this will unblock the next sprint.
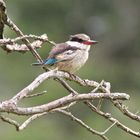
left=32, top=34, right=98, bottom=73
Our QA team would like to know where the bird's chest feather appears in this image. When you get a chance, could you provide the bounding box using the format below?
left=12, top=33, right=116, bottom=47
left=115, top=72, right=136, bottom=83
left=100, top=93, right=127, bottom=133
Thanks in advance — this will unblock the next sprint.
left=57, top=50, right=89, bottom=73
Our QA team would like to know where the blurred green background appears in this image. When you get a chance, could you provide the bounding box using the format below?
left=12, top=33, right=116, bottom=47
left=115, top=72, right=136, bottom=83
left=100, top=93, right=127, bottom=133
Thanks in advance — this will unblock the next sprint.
left=0, top=0, right=140, bottom=140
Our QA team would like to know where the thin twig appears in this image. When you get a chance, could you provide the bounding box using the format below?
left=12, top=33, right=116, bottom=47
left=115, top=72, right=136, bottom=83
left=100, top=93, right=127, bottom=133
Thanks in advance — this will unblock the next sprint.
left=0, top=114, right=19, bottom=130
left=84, top=102, right=140, bottom=138
left=112, top=100, right=140, bottom=122
left=91, top=80, right=105, bottom=93
left=12, top=34, right=56, bottom=46
left=4, top=17, right=43, bottom=62
left=56, top=109, right=109, bottom=140
left=18, top=102, right=76, bottom=131
left=101, top=121, right=117, bottom=135
left=1, top=39, right=45, bottom=53
left=18, top=112, right=48, bottom=131
left=55, top=77, right=78, bottom=95
left=91, top=80, right=105, bottom=110
left=24, top=90, right=47, bottom=98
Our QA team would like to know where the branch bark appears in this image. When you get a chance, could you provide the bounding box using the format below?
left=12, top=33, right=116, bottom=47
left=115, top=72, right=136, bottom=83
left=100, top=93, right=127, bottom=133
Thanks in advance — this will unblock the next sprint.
left=0, top=92, right=130, bottom=115
left=0, top=1, right=140, bottom=140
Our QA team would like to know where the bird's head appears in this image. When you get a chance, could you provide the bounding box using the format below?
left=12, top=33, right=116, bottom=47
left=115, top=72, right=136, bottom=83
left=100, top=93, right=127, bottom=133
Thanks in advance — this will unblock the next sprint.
left=67, top=33, right=98, bottom=51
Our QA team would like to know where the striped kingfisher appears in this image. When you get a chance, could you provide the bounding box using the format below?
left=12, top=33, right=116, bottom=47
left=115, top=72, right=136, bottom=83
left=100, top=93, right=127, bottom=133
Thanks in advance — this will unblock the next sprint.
left=32, top=34, right=98, bottom=73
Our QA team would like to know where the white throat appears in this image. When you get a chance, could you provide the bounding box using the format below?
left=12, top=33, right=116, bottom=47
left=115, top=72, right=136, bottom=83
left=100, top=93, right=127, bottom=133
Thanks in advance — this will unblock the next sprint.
left=66, top=41, right=91, bottom=51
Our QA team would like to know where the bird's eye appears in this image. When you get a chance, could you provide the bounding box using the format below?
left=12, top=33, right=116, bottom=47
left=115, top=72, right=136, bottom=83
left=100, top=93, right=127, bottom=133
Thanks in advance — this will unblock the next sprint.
left=70, top=37, right=84, bottom=43
left=77, top=39, right=84, bottom=43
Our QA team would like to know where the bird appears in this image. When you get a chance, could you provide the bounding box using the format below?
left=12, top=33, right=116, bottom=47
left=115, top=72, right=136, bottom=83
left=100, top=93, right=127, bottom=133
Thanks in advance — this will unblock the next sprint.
left=32, top=33, right=98, bottom=73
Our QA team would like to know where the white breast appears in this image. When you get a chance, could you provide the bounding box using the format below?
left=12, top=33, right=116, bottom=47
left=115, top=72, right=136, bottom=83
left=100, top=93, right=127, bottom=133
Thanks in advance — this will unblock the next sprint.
left=70, top=50, right=89, bottom=72
left=56, top=49, right=89, bottom=73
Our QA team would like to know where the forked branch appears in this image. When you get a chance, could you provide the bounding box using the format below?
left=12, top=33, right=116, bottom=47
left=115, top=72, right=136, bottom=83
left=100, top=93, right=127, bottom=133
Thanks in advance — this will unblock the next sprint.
left=0, top=1, right=140, bottom=140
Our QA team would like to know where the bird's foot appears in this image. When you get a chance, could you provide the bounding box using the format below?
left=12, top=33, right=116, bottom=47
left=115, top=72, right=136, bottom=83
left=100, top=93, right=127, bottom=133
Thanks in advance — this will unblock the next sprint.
left=66, top=72, right=77, bottom=80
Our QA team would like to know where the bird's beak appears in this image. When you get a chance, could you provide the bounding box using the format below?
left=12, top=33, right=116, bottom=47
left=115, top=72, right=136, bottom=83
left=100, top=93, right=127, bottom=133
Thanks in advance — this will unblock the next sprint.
left=83, top=40, right=98, bottom=45
left=90, top=40, right=98, bottom=44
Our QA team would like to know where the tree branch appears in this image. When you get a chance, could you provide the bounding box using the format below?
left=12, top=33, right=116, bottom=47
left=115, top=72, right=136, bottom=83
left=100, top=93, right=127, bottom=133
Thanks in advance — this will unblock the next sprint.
left=4, top=17, right=43, bottom=62
left=0, top=114, right=19, bottom=130
left=56, top=109, right=109, bottom=140
left=0, top=34, right=56, bottom=53
left=0, top=1, right=139, bottom=140
left=84, top=102, right=140, bottom=138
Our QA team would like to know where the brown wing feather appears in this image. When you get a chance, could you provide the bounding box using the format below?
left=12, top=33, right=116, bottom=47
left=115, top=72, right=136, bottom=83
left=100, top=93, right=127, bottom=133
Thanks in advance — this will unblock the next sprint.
left=47, top=43, right=79, bottom=59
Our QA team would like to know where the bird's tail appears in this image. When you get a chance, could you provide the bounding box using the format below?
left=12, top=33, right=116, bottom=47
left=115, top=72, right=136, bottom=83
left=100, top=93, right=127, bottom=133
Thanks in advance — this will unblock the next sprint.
left=31, top=62, right=44, bottom=66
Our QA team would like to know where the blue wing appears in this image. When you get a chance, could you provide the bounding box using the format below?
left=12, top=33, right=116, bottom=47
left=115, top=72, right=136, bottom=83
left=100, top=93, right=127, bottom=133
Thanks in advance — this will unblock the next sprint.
left=44, top=58, right=57, bottom=65
left=32, top=58, right=57, bottom=66
left=32, top=49, right=77, bottom=66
